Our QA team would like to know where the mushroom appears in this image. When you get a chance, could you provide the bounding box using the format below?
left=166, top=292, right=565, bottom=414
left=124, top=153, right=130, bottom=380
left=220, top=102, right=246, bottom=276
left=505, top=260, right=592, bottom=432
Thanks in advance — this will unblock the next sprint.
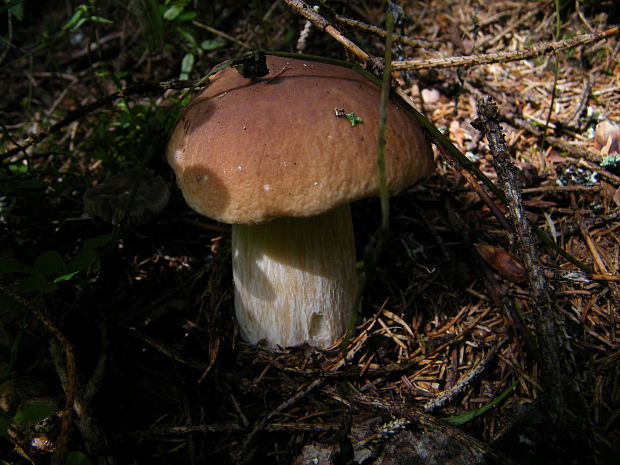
left=83, top=167, right=170, bottom=225
left=167, top=55, right=434, bottom=349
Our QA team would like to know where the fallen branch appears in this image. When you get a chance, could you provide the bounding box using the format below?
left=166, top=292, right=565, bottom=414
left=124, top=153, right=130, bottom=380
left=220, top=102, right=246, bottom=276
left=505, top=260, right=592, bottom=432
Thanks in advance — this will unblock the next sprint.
left=471, top=97, right=584, bottom=430
left=352, top=392, right=523, bottom=465
left=392, top=27, right=618, bottom=70
left=282, top=0, right=370, bottom=62
left=334, top=14, right=440, bottom=49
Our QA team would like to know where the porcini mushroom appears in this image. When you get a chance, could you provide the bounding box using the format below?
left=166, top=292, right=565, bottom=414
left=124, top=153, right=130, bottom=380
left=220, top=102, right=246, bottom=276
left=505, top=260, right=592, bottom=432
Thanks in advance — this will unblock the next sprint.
left=167, top=55, right=434, bottom=349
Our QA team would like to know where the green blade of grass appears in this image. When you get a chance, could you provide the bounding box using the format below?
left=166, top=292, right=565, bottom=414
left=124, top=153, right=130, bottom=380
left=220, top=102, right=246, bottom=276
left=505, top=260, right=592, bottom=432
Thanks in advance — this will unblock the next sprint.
left=443, top=380, right=517, bottom=426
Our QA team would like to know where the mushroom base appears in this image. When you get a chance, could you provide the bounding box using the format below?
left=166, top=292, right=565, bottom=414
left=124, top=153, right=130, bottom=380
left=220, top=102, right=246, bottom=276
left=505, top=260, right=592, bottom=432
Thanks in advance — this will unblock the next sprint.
left=232, top=204, right=358, bottom=349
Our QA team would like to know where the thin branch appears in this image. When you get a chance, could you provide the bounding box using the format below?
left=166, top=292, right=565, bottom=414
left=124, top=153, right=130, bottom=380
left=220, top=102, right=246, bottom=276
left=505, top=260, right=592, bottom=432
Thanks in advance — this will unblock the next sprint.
left=424, top=337, right=507, bottom=412
left=391, top=27, right=618, bottom=70
left=128, top=422, right=340, bottom=436
left=192, top=20, right=252, bottom=49
left=334, top=14, right=440, bottom=48
left=471, top=97, right=573, bottom=426
left=282, top=0, right=369, bottom=62
left=352, top=393, right=523, bottom=465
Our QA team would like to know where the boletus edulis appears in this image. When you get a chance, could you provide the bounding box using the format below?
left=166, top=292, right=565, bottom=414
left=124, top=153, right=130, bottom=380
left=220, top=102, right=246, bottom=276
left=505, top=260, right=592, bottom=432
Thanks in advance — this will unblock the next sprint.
left=167, top=55, right=434, bottom=349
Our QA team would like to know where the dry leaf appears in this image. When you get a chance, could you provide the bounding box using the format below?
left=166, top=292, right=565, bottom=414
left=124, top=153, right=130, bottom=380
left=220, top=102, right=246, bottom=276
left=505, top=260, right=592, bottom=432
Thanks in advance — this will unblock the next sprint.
left=475, top=243, right=525, bottom=283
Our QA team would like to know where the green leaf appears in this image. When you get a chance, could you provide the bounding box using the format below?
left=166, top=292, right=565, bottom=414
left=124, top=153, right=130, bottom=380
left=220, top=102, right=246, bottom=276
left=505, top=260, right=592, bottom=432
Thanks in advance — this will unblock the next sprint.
left=0, top=258, right=32, bottom=274
left=33, top=251, right=65, bottom=276
left=180, top=52, right=195, bottom=79
left=17, top=273, right=56, bottom=294
left=13, top=403, right=54, bottom=425
left=63, top=5, right=87, bottom=30
left=163, top=5, right=182, bottom=21
left=201, top=38, right=226, bottom=51
left=63, top=5, right=112, bottom=30
left=181, top=52, right=195, bottom=73
left=83, top=234, right=113, bottom=251
left=137, top=0, right=165, bottom=53
left=53, top=270, right=80, bottom=283
left=2, top=0, right=23, bottom=20
left=73, top=17, right=87, bottom=30
left=89, top=15, right=113, bottom=25
left=66, top=450, right=92, bottom=465
left=444, top=380, right=517, bottom=426
left=66, top=249, right=97, bottom=273
left=335, top=109, right=363, bottom=127
left=64, top=235, right=112, bottom=275
left=345, top=113, right=363, bottom=126
left=176, top=27, right=197, bottom=47
left=8, top=163, right=28, bottom=174
left=176, top=11, right=197, bottom=22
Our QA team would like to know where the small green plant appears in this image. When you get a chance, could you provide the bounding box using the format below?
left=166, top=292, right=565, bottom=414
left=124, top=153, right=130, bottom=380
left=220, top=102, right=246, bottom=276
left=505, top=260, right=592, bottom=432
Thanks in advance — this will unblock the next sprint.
left=335, top=108, right=364, bottom=127
left=161, top=0, right=226, bottom=79
left=63, top=1, right=113, bottom=31
left=0, top=235, right=112, bottom=294
left=443, top=380, right=517, bottom=426
left=0, top=402, right=55, bottom=437
left=0, top=162, right=47, bottom=193
left=2, top=0, right=24, bottom=21
left=68, top=88, right=175, bottom=171
left=134, top=0, right=226, bottom=79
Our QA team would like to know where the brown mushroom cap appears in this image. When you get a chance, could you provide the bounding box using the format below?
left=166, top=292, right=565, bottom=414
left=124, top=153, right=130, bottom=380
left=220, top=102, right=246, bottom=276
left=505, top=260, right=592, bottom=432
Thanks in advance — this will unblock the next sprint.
left=167, top=55, right=434, bottom=225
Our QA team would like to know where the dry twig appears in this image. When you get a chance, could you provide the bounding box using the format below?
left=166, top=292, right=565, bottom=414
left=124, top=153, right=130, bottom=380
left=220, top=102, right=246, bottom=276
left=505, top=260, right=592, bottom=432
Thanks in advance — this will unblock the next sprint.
left=471, top=97, right=572, bottom=423
left=334, top=14, right=439, bottom=49
left=424, top=337, right=507, bottom=412
left=282, top=0, right=370, bottom=62
left=392, top=27, right=618, bottom=70
left=352, top=392, right=523, bottom=465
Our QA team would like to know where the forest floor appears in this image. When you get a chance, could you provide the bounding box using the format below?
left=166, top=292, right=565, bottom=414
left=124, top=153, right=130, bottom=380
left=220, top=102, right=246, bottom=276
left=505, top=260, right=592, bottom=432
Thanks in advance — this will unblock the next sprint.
left=1, top=1, right=619, bottom=464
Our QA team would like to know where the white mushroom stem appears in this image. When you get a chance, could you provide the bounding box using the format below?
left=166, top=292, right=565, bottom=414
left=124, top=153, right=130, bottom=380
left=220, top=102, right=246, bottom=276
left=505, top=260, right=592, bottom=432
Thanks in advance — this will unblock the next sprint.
left=232, top=204, right=358, bottom=348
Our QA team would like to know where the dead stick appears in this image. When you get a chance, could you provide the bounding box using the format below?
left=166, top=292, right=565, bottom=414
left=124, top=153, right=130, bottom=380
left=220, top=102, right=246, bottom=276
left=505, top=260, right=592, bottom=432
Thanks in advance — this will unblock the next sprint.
left=424, top=337, right=507, bottom=411
left=353, top=393, right=523, bottom=465
left=471, top=97, right=570, bottom=425
left=334, top=14, right=439, bottom=48
left=392, top=26, right=618, bottom=70
left=282, top=0, right=369, bottom=62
